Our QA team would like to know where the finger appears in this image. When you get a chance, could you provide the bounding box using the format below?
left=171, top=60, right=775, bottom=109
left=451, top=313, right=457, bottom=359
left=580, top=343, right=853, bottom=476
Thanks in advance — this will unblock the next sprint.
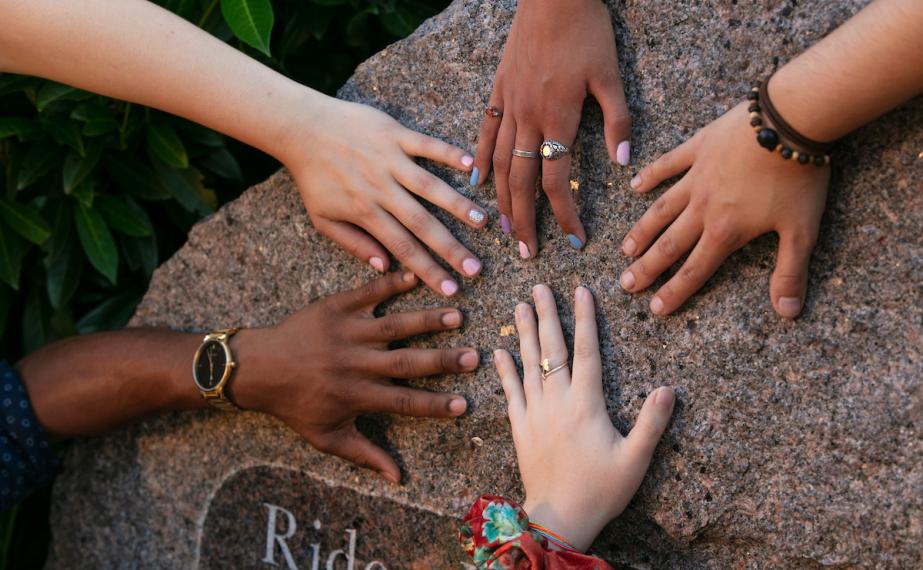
left=630, top=138, right=696, bottom=194
left=589, top=72, right=632, bottom=166
left=620, top=178, right=691, bottom=257
left=389, top=193, right=483, bottom=280
left=532, top=284, right=570, bottom=388
left=472, top=94, right=504, bottom=187
left=332, top=270, right=417, bottom=312
left=312, top=216, right=390, bottom=273
left=570, top=286, right=602, bottom=394
left=541, top=124, right=585, bottom=249
left=509, top=127, right=542, bottom=258
left=399, top=129, right=474, bottom=173
left=359, top=308, right=463, bottom=343
left=620, top=209, right=702, bottom=293
left=365, top=212, right=459, bottom=297
left=393, top=161, right=488, bottom=230
left=649, top=226, right=742, bottom=316
left=493, top=349, right=526, bottom=427
left=623, top=387, right=675, bottom=468
left=360, top=383, right=469, bottom=419
left=365, top=347, right=480, bottom=378
left=493, top=115, right=516, bottom=235
left=314, top=426, right=401, bottom=484
left=770, top=227, right=817, bottom=319
left=514, top=302, right=542, bottom=403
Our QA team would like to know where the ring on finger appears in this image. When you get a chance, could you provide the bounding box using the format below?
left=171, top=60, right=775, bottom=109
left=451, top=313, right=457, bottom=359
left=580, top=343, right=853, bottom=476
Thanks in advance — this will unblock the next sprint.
left=512, top=148, right=541, bottom=159
left=540, top=140, right=570, bottom=160
left=485, top=106, right=503, bottom=118
left=540, top=358, right=568, bottom=381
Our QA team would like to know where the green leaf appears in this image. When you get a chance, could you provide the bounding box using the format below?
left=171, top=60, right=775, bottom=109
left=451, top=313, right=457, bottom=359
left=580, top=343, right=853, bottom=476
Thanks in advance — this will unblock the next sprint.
left=71, top=100, right=119, bottom=136
left=16, top=141, right=60, bottom=190
left=153, top=162, right=205, bottom=213
left=0, top=223, right=28, bottom=290
left=380, top=8, right=417, bottom=37
left=77, top=291, right=141, bottom=334
left=146, top=122, right=189, bottom=168
left=46, top=237, right=83, bottom=310
left=120, top=234, right=158, bottom=277
left=43, top=199, right=72, bottom=258
left=70, top=177, right=96, bottom=208
left=62, top=144, right=102, bottom=193
left=105, top=154, right=171, bottom=201
left=0, top=199, right=52, bottom=244
left=43, top=119, right=85, bottom=156
left=36, top=82, right=90, bottom=111
left=178, top=122, right=224, bottom=147
left=220, top=0, right=274, bottom=57
left=0, top=74, right=41, bottom=96
left=74, top=201, right=118, bottom=284
left=0, top=117, right=40, bottom=140
left=0, top=284, right=10, bottom=338
left=96, top=194, right=153, bottom=237
left=22, top=287, right=53, bottom=354
left=163, top=0, right=198, bottom=21
left=200, top=147, right=243, bottom=180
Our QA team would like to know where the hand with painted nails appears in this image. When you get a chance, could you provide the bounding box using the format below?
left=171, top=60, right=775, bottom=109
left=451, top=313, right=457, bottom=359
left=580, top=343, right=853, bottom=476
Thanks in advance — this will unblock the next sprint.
left=493, top=285, right=674, bottom=551
left=281, top=96, right=487, bottom=297
left=472, top=0, right=631, bottom=259
left=234, top=271, right=478, bottom=483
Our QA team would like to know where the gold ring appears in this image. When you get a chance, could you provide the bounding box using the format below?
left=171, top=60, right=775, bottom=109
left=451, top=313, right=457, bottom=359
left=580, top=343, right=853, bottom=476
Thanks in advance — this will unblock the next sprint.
left=540, top=358, right=568, bottom=381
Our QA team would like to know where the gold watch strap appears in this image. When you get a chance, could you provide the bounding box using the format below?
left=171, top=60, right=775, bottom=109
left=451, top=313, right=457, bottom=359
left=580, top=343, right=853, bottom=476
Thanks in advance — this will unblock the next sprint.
left=198, top=327, right=241, bottom=412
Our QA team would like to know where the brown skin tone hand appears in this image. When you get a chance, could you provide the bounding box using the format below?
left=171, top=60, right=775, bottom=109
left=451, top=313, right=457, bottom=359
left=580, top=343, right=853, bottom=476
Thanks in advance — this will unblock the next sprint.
left=17, top=272, right=476, bottom=483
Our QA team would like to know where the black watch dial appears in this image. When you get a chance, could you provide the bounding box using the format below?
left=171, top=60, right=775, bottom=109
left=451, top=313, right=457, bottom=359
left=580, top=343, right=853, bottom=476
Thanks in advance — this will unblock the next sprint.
left=195, top=340, right=227, bottom=390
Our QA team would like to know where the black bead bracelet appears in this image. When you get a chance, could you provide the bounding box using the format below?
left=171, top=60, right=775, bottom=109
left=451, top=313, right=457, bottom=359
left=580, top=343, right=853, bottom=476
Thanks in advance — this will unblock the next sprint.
left=747, top=83, right=830, bottom=167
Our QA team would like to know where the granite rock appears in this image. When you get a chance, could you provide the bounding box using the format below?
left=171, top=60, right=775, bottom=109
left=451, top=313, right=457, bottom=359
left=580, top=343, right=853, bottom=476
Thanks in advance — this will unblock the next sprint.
left=47, top=1, right=922, bottom=568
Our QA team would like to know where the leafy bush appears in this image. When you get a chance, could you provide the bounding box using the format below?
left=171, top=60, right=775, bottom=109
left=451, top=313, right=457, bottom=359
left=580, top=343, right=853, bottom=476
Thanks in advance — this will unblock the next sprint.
left=0, top=0, right=448, bottom=567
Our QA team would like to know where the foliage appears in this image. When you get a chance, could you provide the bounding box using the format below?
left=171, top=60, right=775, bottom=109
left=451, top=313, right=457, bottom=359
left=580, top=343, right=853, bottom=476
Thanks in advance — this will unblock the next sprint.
left=0, top=0, right=449, bottom=568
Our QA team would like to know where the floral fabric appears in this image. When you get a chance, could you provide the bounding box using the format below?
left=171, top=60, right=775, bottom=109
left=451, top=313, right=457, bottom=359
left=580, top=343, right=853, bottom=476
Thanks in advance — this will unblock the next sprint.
left=460, top=494, right=614, bottom=569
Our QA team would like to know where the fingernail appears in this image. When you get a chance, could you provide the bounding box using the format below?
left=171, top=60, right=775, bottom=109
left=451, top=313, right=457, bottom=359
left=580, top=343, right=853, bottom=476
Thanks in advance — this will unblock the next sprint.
left=461, top=154, right=474, bottom=168
left=655, top=387, right=675, bottom=409
left=622, top=236, right=636, bottom=256
left=468, top=209, right=486, bottom=225
left=616, top=140, right=631, bottom=166
left=462, top=258, right=481, bottom=276
left=518, top=241, right=531, bottom=259
left=650, top=296, right=665, bottom=314
left=469, top=167, right=479, bottom=187
left=566, top=234, right=584, bottom=249
left=500, top=214, right=511, bottom=234
left=449, top=397, right=468, bottom=415
left=382, top=472, right=400, bottom=484
left=619, top=270, right=635, bottom=290
left=459, top=351, right=479, bottom=370
left=442, top=311, right=462, bottom=327
left=402, top=271, right=416, bottom=283
left=778, top=296, right=802, bottom=318
left=441, top=279, right=459, bottom=296
left=630, top=175, right=641, bottom=190
left=369, top=256, right=385, bottom=272
left=492, top=349, right=505, bottom=360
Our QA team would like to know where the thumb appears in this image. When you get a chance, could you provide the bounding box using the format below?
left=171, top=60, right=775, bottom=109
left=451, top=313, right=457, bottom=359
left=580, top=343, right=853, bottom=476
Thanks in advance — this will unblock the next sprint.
left=623, top=387, right=675, bottom=468
left=588, top=73, right=632, bottom=166
left=314, top=426, right=401, bottom=484
left=770, top=229, right=817, bottom=319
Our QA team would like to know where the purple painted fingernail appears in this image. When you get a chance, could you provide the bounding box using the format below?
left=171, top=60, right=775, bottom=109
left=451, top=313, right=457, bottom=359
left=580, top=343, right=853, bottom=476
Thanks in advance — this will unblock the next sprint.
left=461, top=154, right=474, bottom=168
left=441, top=280, right=459, bottom=296
left=462, top=258, right=481, bottom=276
left=500, top=214, right=511, bottom=234
left=518, top=241, right=531, bottom=259
left=616, top=141, right=631, bottom=166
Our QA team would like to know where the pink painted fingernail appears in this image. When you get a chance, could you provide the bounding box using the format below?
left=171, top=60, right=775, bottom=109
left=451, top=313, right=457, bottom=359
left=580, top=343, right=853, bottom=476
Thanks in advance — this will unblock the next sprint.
left=630, top=175, right=641, bottom=190
left=461, top=154, right=474, bottom=168
left=449, top=397, right=468, bottom=415
left=620, top=270, right=636, bottom=290
left=500, top=214, right=511, bottom=234
left=616, top=141, right=631, bottom=166
left=459, top=351, right=479, bottom=369
left=518, top=241, right=531, bottom=259
left=650, top=296, right=665, bottom=314
left=622, top=236, right=637, bottom=256
left=441, top=279, right=459, bottom=296
left=462, top=258, right=482, bottom=276
left=442, top=311, right=462, bottom=327
left=369, top=257, right=385, bottom=272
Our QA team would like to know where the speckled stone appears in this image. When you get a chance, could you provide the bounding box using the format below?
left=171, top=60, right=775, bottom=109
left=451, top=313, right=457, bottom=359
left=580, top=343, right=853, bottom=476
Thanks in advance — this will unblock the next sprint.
left=47, top=1, right=922, bottom=568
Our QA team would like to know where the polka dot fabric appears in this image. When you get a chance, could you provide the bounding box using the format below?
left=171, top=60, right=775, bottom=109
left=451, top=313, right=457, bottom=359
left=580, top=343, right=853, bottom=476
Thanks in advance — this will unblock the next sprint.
left=0, top=361, right=60, bottom=512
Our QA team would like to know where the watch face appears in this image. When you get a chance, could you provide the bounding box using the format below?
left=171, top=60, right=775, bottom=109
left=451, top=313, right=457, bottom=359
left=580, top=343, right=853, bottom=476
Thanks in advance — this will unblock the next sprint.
left=194, top=340, right=227, bottom=390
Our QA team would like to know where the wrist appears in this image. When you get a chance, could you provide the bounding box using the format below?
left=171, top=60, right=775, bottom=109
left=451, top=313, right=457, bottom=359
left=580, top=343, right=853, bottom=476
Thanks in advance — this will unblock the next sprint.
left=272, top=87, right=336, bottom=169
left=223, top=327, right=274, bottom=413
left=522, top=497, right=605, bottom=553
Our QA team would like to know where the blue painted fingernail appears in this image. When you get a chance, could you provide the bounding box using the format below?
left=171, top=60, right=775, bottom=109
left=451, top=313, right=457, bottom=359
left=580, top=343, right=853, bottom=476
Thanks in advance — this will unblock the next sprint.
left=469, top=167, right=479, bottom=187
left=567, top=234, right=584, bottom=249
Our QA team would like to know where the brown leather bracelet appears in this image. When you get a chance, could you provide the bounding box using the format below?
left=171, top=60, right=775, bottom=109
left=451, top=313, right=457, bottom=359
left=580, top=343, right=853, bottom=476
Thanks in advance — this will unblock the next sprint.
left=758, top=79, right=834, bottom=154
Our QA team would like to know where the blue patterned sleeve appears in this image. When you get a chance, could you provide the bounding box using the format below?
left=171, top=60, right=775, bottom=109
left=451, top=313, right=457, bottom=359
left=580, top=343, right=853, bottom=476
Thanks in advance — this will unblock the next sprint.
left=0, top=360, right=60, bottom=512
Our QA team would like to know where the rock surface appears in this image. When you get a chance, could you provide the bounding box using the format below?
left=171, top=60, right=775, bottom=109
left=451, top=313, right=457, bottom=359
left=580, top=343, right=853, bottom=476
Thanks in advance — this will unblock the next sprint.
left=47, top=1, right=922, bottom=568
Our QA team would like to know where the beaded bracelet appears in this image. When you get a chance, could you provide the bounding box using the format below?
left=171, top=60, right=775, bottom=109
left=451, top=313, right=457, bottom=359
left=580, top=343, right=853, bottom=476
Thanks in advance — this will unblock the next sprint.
left=747, top=81, right=831, bottom=167
left=528, top=521, right=581, bottom=553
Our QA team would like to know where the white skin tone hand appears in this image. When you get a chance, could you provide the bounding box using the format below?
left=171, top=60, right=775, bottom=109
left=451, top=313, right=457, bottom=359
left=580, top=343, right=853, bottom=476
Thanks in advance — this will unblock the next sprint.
left=493, top=284, right=675, bottom=552
left=0, top=0, right=488, bottom=297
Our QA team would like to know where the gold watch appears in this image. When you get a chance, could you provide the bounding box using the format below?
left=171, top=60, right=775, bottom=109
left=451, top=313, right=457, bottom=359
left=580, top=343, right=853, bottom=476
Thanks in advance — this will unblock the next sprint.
left=192, top=328, right=240, bottom=411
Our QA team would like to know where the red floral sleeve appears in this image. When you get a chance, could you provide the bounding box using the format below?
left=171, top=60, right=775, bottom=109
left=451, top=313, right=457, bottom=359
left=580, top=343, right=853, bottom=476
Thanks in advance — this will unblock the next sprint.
left=459, top=494, right=613, bottom=570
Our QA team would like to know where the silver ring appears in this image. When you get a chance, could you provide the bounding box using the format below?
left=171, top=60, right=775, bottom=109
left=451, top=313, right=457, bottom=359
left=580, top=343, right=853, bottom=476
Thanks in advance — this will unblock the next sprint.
left=540, top=140, right=570, bottom=160
left=512, top=148, right=541, bottom=159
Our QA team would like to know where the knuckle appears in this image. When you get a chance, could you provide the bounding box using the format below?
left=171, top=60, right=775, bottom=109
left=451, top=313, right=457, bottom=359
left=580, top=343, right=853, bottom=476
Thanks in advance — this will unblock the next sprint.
left=492, top=153, right=510, bottom=175
left=573, top=340, right=595, bottom=360
left=657, top=233, right=678, bottom=257
left=509, top=172, right=533, bottom=194
left=411, top=171, right=438, bottom=195
left=393, top=353, right=416, bottom=377
left=678, top=262, right=701, bottom=285
left=405, top=210, right=431, bottom=234
left=393, top=393, right=415, bottom=415
left=377, top=317, right=401, bottom=341
left=440, top=350, right=457, bottom=372
left=705, top=217, right=740, bottom=247
left=391, top=238, right=418, bottom=260
left=652, top=195, right=671, bottom=217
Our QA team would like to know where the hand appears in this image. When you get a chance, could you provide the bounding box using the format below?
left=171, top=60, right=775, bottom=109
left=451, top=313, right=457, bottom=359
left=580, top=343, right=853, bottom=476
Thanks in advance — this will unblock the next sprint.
left=493, top=284, right=674, bottom=551
left=620, top=103, right=830, bottom=318
left=233, top=271, right=478, bottom=483
left=473, top=0, right=631, bottom=258
left=281, top=94, right=488, bottom=297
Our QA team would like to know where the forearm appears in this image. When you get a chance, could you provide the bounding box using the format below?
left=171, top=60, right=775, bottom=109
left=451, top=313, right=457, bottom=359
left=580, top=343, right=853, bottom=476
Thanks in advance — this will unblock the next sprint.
left=16, top=329, right=205, bottom=438
left=0, top=0, right=319, bottom=163
left=771, top=0, right=923, bottom=142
